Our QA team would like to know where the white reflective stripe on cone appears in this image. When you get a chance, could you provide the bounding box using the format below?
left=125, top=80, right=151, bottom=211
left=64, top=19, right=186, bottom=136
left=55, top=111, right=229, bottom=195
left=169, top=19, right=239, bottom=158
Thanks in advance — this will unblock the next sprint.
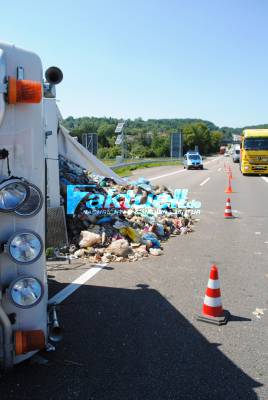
left=207, top=279, right=220, bottom=289
left=204, top=295, right=222, bottom=307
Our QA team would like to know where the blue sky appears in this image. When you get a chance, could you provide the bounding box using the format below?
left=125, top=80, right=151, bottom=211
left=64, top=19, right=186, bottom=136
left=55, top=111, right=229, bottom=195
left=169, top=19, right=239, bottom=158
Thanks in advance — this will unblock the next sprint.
left=1, top=0, right=268, bottom=127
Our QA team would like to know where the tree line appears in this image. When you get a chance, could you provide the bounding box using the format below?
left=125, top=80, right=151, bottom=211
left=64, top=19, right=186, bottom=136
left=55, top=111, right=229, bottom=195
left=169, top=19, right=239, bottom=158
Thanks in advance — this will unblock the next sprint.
left=63, top=116, right=267, bottom=159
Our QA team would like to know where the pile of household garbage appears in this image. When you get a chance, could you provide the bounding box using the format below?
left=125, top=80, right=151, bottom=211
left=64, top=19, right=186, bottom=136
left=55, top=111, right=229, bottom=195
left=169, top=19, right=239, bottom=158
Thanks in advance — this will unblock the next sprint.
left=58, top=156, right=195, bottom=263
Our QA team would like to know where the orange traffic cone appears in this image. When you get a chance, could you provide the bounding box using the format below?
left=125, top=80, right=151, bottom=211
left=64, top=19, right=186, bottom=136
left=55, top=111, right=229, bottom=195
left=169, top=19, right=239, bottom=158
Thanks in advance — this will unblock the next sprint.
left=224, top=197, right=234, bottom=218
left=225, top=177, right=233, bottom=193
left=196, top=265, right=230, bottom=325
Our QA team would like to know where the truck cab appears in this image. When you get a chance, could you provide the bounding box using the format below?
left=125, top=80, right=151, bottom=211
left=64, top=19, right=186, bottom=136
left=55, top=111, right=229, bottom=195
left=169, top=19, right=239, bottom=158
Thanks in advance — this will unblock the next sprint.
left=240, top=129, right=268, bottom=175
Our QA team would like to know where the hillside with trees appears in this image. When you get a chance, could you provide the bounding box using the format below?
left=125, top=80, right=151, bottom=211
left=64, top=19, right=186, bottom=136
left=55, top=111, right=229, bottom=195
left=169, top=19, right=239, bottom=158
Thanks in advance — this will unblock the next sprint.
left=62, top=116, right=268, bottom=159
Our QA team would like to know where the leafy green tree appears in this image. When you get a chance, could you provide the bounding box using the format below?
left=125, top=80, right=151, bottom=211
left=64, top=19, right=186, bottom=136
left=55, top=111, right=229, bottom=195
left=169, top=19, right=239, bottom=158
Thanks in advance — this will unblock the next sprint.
left=183, top=123, right=211, bottom=154
left=210, top=130, right=223, bottom=152
left=107, top=146, right=121, bottom=158
left=151, top=133, right=170, bottom=157
left=63, top=115, right=268, bottom=158
left=97, top=147, right=109, bottom=159
left=97, top=123, right=116, bottom=147
left=130, top=144, right=156, bottom=158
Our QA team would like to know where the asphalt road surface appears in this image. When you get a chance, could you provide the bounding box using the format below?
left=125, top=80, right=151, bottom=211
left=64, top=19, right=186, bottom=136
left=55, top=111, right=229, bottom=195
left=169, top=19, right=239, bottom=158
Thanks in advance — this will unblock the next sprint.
left=1, top=156, right=268, bottom=400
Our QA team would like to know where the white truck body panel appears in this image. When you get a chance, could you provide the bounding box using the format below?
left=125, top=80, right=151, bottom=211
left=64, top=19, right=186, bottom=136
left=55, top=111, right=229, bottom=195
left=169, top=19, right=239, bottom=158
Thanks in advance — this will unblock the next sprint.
left=58, top=124, right=125, bottom=185
left=0, top=42, right=47, bottom=364
left=44, top=98, right=61, bottom=208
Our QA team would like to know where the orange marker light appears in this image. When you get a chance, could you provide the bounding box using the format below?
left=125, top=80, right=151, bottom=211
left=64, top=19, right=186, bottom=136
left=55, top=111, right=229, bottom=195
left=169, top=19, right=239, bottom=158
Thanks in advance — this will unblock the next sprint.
left=15, top=330, right=45, bottom=355
left=8, top=77, right=42, bottom=104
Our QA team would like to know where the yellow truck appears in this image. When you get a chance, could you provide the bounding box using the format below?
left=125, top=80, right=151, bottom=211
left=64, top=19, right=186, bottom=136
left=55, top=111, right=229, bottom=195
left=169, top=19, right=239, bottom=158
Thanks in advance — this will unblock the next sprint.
left=240, top=129, right=268, bottom=175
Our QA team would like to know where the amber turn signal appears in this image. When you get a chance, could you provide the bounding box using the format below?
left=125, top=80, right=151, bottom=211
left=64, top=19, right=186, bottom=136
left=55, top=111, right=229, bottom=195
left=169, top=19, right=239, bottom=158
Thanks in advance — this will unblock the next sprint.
left=8, top=77, right=42, bottom=104
left=15, top=330, right=45, bottom=355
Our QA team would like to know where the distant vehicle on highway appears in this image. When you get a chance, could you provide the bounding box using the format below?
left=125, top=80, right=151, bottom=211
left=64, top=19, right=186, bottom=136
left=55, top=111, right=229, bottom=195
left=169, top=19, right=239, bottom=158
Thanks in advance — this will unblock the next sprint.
left=232, top=144, right=240, bottom=163
left=220, top=146, right=227, bottom=155
left=240, top=129, right=268, bottom=175
left=183, top=152, right=203, bottom=169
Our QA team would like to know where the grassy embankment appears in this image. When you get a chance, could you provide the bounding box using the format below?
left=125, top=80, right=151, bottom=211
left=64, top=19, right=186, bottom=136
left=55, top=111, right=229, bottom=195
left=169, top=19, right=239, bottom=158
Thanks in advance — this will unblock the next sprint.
left=112, top=161, right=182, bottom=177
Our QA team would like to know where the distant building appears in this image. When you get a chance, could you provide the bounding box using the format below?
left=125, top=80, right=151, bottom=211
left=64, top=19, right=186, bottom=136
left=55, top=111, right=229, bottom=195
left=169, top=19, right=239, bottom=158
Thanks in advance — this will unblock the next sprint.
left=232, top=134, right=242, bottom=143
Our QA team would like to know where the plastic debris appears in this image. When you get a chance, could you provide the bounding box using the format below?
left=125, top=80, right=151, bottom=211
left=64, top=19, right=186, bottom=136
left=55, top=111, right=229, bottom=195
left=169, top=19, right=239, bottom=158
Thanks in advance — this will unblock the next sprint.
left=149, top=248, right=163, bottom=256
left=54, top=155, right=197, bottom=263
left=107, top=239, right=131, bottom=257
left=79, top=231, right=101, bottom=248
left=141, top=232, right=161, bottom=248
left=119, top=227, right=141, bottom=242
left=252, top=308, right=266, bottom=319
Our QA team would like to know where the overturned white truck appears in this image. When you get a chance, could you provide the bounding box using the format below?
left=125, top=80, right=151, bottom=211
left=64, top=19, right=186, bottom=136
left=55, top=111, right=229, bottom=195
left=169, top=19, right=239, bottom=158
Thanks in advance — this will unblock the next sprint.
left=45, top=102, right=124, bottom=249
left=0, top=42, right=121, bottom=369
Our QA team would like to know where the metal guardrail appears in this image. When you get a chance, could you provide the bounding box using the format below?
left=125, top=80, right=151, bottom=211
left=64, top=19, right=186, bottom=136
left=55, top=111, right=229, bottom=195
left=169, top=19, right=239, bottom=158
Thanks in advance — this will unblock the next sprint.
left=110, top=158, right=182, bottom=170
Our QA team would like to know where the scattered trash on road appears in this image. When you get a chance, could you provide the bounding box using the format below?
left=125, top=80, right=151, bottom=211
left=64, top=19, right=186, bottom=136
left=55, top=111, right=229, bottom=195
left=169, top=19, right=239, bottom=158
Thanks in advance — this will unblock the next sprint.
left=50, top=155, right=197, bottom=263
left=252, top=308, right=266, bottom=319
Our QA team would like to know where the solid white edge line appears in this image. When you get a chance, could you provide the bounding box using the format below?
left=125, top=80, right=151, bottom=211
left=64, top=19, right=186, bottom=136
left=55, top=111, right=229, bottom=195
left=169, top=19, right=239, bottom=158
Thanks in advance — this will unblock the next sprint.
left=48, top=264, right=106, bottom=305
left=149, top=156, right=221, bottom=181
left=150, top=169, right=186, bottom=181
left=200, top=177, right=211, bottom=186
left=261, top=177, right=268, bottom=184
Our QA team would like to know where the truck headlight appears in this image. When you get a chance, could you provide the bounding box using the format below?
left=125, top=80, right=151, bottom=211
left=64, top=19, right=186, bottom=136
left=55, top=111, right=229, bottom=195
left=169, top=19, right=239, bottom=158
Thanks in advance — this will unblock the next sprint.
left=9, top=276, right=43, bottom=308
left=6, top=231, right=43, bottom=264
left=15, top=183, right=43, bottom=217
left=0, top=178, right=29, bottom=212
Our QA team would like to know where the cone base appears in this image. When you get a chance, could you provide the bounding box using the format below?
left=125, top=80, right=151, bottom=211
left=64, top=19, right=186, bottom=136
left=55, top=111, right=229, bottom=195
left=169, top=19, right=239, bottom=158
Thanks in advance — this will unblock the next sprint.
left=196, top=310, right=230, bottom=326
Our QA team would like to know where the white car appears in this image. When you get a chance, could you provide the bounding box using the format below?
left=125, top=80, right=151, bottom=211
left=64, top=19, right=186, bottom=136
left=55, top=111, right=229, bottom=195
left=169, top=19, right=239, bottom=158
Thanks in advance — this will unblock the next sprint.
left=183, top=152, right=203, bottom=169
left=232, top=145, right=240, bottom=163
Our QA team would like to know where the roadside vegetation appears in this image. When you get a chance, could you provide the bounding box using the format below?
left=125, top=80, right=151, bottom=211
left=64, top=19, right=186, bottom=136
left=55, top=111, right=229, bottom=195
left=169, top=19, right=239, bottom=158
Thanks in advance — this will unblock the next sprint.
left=63, top=116, right=268, bottom=159
left=113, top=161, right=182, bottom=177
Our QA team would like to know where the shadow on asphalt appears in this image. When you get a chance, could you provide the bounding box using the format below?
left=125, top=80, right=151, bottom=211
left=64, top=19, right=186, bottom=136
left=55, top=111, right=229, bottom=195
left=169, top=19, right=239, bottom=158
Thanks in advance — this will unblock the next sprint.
left=0, top=280, right=262, bottom=400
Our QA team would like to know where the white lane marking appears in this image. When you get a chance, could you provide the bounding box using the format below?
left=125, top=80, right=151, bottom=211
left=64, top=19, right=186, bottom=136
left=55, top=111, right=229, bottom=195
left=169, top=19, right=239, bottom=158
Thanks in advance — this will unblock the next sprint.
left=200, top=177, right=211, bottom=186
left=149, top=156, right=221, bottom=181
left=150, top=169, right=186, bottom=181
left=48, top=264, right=106, bottom=305
left=262, top=177, right=268, bottom=184
left=217, top=167, right=222, bottom=172
left=205, top=156, right=222, bottom=164
left=255, top=232, right=261, bottom=235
